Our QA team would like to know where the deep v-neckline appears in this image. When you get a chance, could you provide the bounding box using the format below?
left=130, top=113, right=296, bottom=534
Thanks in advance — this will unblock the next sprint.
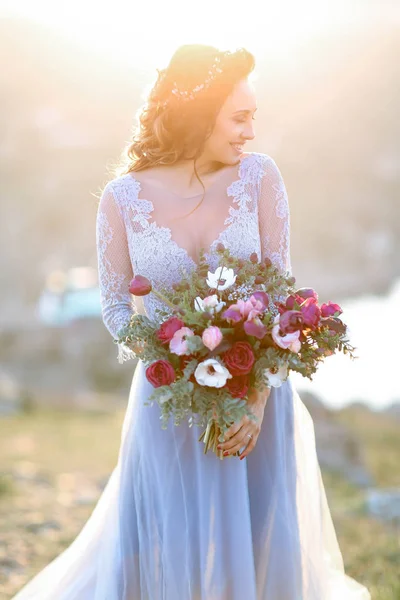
left=125, top=153, right=250, bottom=269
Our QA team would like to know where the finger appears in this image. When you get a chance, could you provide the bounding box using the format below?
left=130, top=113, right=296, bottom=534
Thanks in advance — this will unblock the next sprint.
left=221, top=418, right=247, bottom=446
left=226, top=434, right=255, bottom=456
left=239, top=437, right=256, bottom=459
left=221, top=428, right=254, bottom=453
left=218, top=423, right=247, bottom=450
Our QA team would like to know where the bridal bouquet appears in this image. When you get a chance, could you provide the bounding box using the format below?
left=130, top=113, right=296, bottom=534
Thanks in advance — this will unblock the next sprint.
left=116, top=244, right=356, bottom=459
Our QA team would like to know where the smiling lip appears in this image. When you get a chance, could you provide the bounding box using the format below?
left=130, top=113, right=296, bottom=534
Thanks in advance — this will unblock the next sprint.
left=230, top=143, right=245, bottom=153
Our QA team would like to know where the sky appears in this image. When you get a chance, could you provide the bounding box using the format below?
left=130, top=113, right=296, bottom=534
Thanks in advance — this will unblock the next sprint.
left=1, top=0, right=399, bottom=72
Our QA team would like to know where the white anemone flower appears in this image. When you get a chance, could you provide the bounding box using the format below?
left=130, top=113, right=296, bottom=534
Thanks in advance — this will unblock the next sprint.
left=264, top=364, right=288, bottom=388
left=194, top=294, right=226, bottom=314
left=206, top=266, right=237, bottom=291
left=194, top=358, right=232, bottom=388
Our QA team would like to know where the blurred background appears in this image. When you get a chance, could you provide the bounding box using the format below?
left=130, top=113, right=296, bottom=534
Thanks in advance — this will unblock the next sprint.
left=0, top=0, right=399, bottom=597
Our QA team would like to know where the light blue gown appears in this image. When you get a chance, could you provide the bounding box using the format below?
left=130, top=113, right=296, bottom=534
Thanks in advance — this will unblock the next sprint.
left=12, top=153, right=371, bottom=599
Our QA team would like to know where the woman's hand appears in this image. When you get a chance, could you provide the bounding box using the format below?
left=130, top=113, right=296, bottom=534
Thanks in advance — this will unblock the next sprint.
left=217, top=385, right=271, bottom=460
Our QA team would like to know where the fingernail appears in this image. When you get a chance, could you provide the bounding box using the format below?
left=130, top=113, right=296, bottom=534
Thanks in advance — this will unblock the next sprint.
left=223, top=451, right=229, bottom=456
left=217, top=445, right=222, bottom=449
left=240, top=455, right=245, bottom=460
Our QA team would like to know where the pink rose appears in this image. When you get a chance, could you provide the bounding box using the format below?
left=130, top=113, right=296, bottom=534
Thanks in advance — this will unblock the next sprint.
left=145, top=360, right=176, bottom=387
left=169, top=327, right=195, bottom=355
left=202, top=326, right=223, bottom=351
left=156, top=317, right=185, bottom=345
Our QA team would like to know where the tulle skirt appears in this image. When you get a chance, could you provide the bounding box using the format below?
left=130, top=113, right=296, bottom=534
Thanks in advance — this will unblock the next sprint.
left=12, top=359, right=371, bottom=600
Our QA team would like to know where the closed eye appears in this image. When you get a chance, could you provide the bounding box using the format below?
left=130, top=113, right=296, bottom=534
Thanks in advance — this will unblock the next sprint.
left=234, top=117, right=256, bottom=123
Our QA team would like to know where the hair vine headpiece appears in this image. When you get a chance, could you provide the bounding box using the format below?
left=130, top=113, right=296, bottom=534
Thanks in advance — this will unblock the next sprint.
left=160, top=54, right=225, bottom=109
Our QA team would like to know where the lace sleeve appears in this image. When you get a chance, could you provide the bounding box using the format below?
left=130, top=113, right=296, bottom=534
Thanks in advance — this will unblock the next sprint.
left=258, top=155, right=292, bottom=277
left=96, top=181, right=136, bottom=347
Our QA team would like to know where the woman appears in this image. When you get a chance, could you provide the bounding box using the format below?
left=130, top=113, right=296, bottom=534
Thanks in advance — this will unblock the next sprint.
left=13, top=44, right=371, bottom=600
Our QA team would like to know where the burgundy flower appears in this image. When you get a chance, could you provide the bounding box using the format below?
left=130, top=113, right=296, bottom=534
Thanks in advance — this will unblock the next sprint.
left=145, top=360, right=176, bottom=388
left=156, top=316, right=185, bottom=345
left=250, top=252, right=259, bottom=264
left=322, top=317, right=347, bottom=335
left=300, top=297, right=321, bottom=329
left=129, top=275, right=152, bottom=296
left=279, top=310, right=304, bottom=334
left=225, top=374, right=250, bottom=399
left=321, top=301, right=342, bottom=317
left=223, top=341, right=255, bottom=376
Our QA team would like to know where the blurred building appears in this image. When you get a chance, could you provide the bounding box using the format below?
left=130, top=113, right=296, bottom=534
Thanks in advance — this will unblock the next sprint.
left=36, top=267, right=101, bottom=325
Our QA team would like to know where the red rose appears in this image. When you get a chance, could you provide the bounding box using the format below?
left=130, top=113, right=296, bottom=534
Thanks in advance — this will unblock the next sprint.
left=223, top=341, right=255, bottom=376
left=145, top=360, right=176, bottom=388
left=225, top=374, right=250, bottom=398
left=156, top=317, right=185, bottom=345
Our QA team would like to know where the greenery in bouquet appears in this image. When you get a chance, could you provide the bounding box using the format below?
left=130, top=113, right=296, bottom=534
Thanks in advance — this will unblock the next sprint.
left=116, top=244, right=356, bottom=460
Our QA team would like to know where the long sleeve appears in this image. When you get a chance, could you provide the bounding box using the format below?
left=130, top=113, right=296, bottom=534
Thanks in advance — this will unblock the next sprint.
left=258, top=155, right=292, bottom=277
left=96, top=181, right=136, bottom=341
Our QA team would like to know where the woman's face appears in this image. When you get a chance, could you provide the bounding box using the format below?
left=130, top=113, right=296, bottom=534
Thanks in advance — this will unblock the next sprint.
left=204, top=78, right=257, bottom=165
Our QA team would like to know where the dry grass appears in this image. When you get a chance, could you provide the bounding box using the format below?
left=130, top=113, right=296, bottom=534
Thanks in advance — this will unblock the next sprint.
left=0, top=404, right=399, bottom=599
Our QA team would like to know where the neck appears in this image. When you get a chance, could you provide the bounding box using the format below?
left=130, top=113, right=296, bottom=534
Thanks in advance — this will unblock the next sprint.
left=174, top=155, right=225, bottom=184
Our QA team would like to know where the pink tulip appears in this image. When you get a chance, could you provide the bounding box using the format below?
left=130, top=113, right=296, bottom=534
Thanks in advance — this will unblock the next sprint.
left=202, top=326, right=223, bottom=351
left=285, top=294, right=304, bottom=310
left=321, top=301, right=342, bottom=317
left=296, top=287, right=318, bottom=301
left=169, top=327, right=195, bottom=356
left=300, top=297, right=321, bottom=329
left=129, top=275, right=152, bottom=296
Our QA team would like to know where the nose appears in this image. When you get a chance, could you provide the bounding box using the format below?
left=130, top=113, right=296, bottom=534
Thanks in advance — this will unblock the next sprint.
left=243, top=121, right=255, bottom=141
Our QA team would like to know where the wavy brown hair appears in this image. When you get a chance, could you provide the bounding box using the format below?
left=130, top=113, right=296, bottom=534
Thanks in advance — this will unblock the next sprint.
left=114, top=44, right=255, bottom=173
left=111, top=44, right=255, bottom=219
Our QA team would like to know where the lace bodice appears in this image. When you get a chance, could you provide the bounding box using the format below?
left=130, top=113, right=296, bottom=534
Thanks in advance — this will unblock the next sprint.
left=95, top=152, right=292, bottom=341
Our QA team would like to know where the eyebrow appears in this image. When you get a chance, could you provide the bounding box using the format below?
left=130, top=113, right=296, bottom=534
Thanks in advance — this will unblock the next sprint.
left=233, top=108, right=258, bottom=115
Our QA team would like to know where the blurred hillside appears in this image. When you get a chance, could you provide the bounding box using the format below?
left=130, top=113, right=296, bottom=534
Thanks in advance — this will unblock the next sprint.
left=0, top=16, right=399, bottom=329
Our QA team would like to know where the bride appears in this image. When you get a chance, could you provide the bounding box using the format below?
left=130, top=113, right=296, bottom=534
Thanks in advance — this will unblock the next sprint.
left=13, top=44, right=371, bottom=599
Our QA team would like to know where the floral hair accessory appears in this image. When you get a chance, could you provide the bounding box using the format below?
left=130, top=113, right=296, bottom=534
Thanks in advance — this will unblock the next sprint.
left=160, top=54, right=224, bottom=108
